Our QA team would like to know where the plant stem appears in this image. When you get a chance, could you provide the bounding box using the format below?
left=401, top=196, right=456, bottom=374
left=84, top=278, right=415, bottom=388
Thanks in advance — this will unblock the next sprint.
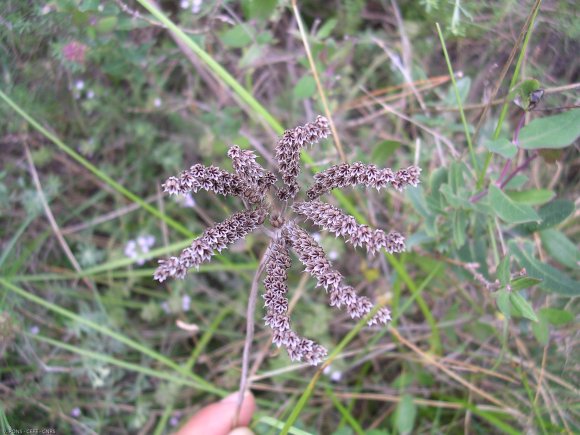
left=235, top=243, right=270, bottom=424
left=436, top=23, right=478, bottom=176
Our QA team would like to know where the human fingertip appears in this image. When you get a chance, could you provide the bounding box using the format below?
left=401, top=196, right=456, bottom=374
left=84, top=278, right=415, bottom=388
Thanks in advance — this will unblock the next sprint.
left=227, top=428, right=254, bottom=435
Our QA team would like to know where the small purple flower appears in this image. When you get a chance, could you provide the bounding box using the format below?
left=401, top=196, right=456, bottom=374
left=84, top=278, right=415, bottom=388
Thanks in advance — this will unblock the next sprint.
left=71, top=407, right=81, bottom=418
left=125, top=235, right=155, bottom=266
left=182, top=295, right=191, bottom=311
left=62, top=41, right=88, bottom=64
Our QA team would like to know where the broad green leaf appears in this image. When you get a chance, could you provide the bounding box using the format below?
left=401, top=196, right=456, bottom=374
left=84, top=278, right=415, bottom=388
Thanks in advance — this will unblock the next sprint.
left=429, top=167, right=448, bottom=208
left=243, top=0, right=278, bottom=21
left=509, top=241, right=579, bottom=296
left=532, top=315, right=549, bottom=344
left=497, top=256, right=510, bottom=286
left=506, top=189, right=555, bottom=205
left=239, top=44, right=265, bottom=68
left=293, top=75, right=316, bottom=99
left=95, top=16, right=118, bottom=33
left=219, top=24, right=253, bottom=48
left=489, top=185, right=539, bottom=224
left=452, top=210, right=468, bottom=248
left=520, top=110, right=580, bottom=149
left=496, top=289, right=511, bottom=318
left=503, top=174, right=528, bottom=189
left=316, top=18, right=338, bottom=39
left=483, top=137, right=517, bottom=158
left=539, top=308, right=574, bottom=325
left=511, top=79, right=542, bottom=111
left=519, top=199, right=574, bottom=232
left=539, top=229, right=579, bottom=269
left=371, top=140, right=402, bottom=163
left=509, top=292, right=538, bottom=322
left=510, top=276, right=542, bottom=291
left=395, top=394, right=417, bottom=435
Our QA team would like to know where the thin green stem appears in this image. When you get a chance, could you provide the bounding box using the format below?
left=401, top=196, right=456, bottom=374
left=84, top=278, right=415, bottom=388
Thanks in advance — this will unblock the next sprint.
left=0, top=89, right=193, bottom=238
left=1, top=278, right=221, bottom=394
left=135, top=0, right=284, bottom=134
left=436, top=23, right=478, bottom=176
left=477, top=0, right=542, bottom=187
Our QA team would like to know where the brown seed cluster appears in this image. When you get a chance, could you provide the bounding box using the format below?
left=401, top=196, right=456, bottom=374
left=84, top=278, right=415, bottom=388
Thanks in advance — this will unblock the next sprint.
left=292, top=200, right=405, bottom=255
left=263, top=237, right=327, bottom=365
left=154, top=209, right=266, bottom=282
left=228, top=145, right=276, bottom=203
left=154, top=115, right=419, bottom=365
left=307, top=162, right=421, bottom=199
left=284, top=222, right=391, bottom=326
left=162, top=164, right=243, bottom=198
left=275, top=115, right=331, bottom=200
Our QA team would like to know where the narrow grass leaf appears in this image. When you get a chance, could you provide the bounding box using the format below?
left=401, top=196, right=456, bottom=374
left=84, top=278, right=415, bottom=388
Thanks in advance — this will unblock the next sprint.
left=0, top=278, right=221, bottom=393
left=27, top=333, right=218, bottom=392
left=0, top=90, right=194, bottom=238
left=325, top=387, right=365, bottom=435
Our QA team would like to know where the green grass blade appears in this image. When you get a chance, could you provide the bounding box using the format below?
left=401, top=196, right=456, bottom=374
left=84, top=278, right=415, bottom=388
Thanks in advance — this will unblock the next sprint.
left=325, top=386, right=365, bottom=435
left=27, top=333, right=220, bottom=392
left=478, top=0, right=543, bottom=186
left=0, top=89, right=193, bottom=238
left=436, top=23, right=478, bottom=175
left=1, top=278, right=220, bottom=394
left=135, top=0, right=284, bottom=134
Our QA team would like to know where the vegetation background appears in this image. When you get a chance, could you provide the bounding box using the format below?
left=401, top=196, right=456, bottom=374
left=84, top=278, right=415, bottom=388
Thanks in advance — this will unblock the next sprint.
left=0, top=0, right=578, bottom=433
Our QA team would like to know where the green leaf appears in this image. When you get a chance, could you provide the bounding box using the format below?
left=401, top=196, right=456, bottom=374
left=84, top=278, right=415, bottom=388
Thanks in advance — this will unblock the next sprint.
left=509, top=292, right=538, bottom=322
left=539, top=308, right=573, bottom=325
left=371, top=140, right=402, bottom=163
left=520, top=110, right=580, bottom=149
left=539, top=229, right=579, bottom=269
left=489, top=185, right=540, bottom=224
left=483, top=137, right=517, bottom=158
left=497, top=256, right=510, bottom=286
left=505, top=189, right=555, bottom=205
left=509, top=241, right=579, bottom=296
left=452, top=210, right=468, bottom=248
left=532, top=315, right=549, bottom=344
left=244, top=0, right=278, bottom=21
left=395, top=394, right=417, bottom=435
left=518, top=199, right=574, bottom=232
left=292, top=75, right=316, bottom=99
left=95, top=16, right=118, bottom=33
left=219, top=24, right=253, bottom=48
left=316, top=18, right=338, bottom=39
left=496, top=289, right=511, bottom=318
left=510, top=276, right=542, bottom=291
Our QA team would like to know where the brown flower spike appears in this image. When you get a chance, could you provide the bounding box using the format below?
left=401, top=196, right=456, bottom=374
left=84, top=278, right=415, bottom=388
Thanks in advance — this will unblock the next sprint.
left=154, top=116, right=420, bottom=365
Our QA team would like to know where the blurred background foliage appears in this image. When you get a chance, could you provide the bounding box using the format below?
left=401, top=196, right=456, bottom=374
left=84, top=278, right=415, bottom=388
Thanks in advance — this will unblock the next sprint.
left=0, top=0, right=578, bottom=433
